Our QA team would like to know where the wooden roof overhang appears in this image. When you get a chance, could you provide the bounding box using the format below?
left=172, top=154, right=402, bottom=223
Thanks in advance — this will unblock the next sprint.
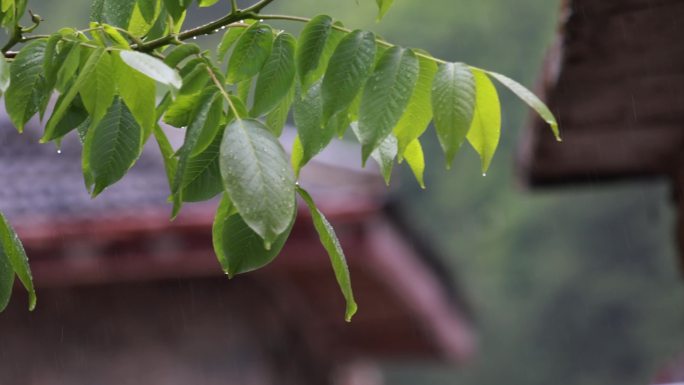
left=8, top=200, right=474, bottom=364
left=519, top=0, right=684, bottom=187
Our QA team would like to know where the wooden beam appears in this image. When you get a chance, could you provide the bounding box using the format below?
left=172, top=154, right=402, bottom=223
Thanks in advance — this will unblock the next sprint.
left=519, top=123, right=683, bottom=186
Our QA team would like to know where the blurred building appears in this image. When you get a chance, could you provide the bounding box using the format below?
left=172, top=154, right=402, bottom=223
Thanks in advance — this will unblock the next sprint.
left=517, top=0, right=684, bottom=382
left=0, top=112, right=474, bottom=385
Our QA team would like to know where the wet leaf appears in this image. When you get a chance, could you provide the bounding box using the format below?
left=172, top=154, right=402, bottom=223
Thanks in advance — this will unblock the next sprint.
left=0, top=212, right=36, bottom=311
left=297, top=187, right=357, bottom=322
left=212, top=194, right=295, bottom=278
left=431, top=62, right=475, bottom=168
left=219, top=119, right=296, bottom=248
left=467, top=70, right=501, bottom=174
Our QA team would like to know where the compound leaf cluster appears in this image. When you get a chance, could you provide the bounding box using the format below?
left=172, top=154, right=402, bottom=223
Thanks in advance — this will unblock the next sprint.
left=0, top=0, right=559, bottom=320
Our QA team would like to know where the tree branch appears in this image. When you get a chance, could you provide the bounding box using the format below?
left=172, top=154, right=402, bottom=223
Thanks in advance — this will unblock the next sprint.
left=243, top=0, right=277, bottom=14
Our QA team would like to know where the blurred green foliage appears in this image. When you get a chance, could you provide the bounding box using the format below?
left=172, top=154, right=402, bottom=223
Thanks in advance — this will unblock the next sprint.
left=15, top=1, right=684, bottom=384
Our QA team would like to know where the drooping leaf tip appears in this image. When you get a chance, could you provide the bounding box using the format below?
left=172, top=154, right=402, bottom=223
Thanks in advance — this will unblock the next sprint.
left=345, top=302, right=358, bottom=322
left=28, top=293, right=37, bottom=311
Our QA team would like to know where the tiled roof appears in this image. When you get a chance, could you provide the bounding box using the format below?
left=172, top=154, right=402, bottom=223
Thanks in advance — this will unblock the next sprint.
left=0, top=107, right=386, bottom=222
left=0, top=109, right=171, bottom=220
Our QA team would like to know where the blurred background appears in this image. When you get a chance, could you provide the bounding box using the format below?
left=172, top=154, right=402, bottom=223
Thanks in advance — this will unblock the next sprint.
left=3, top=1, right=684, bottom=384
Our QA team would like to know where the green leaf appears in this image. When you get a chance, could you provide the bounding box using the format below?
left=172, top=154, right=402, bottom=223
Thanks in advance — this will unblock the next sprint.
left=86, top=97, right=143, bottom=196
left=55, top=42, right=81, bottom=92
left=296, top=15, right=333, bottom=89
left=212, top=194, right=295, bottom=278
left=43, top=48, right=106, bottom=142
left=219, top=119, right=296, bottom=248
left=431, top=62, right=476, bottom=168
left=217, top=25, right=246, bottom=62
left=251, top=32, right=297, bottom=117
left=128, top=5, right=155, bottom=37
left=308, top=21, right=346, bottom=90
left=351, top=122, right=396, bottom=185
left=198, top=0, right=219, bottom=6
left=145, top=7, right=169, bottom=40
left=265, top=84, right=294, bottom=137
left=51, top=96, right=89, bottom=140
left=42, top=34, right=61, bottom=91
left=120, top=50, right=182, bottom=89
left=153, top=123, right=177, bottom=192
left=226, top=23, right=273, bottom=84
left=467, top=70, right=501, bottom=174
left=393, top=52, right=437, bottom=155
left=371, top=133, right=397, bottom=185
left=321, top=29, right=376, bottom=124
left=91, top=0, right=137, bottom=28
left=376, top=0, right=395, bottom=20
left=0, top=212, right=36, bottom=311
left=0, top=229, right=14, bottom=313
left=179, top=62, right=210, bottom=95
left=80, top=50, right=116, bottom=124
left=161, top=0, right=185, bottom=21
left=297, top=187, right=357, bottom=322
left=116, top=51, right=157, bottom=140
left=1, top=0, right=13, bottom=13
left=0, top=54, right=10, bottom=94
left=76, top=117, right=92, bottom=144
left=163, top=92, right=200, bottom=128
left=103, top=24, right=131, bottom=48
left=182, top=127, right=224, bottom=202
left=487, top=70, right=560, bottom=141
left=5, top=39, right=49, bottom=133
left=293, top=82, right=337, bottom=174
left=171, top=87, right=220, bottom=216
left=403, top=138, right=426, bottom=189
left=164, top=43, right=200, bottom=68
left=137, top=0, right=158, bottom=23
left=191, top=93, right=223, bottom=156
left=358, top=47, right=419, bottom=163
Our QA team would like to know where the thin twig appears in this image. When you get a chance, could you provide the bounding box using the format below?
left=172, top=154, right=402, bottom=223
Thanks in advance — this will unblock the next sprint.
left=205, top=62, right=241, bottom=119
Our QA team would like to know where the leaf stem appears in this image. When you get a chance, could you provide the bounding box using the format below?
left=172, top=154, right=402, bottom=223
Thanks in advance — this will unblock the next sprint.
left=231, top=0, right=239, bottom=13
left=205, top=63, right=241, bottom=119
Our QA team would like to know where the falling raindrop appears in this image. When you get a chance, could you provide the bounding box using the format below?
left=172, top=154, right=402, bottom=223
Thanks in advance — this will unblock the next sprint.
left=57, top=149, right=62, bottom=154
left=482, top=173, right=487, bottom=177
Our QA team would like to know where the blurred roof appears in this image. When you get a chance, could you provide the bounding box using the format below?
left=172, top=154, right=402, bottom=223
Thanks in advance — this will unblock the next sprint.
left=518, top=0, right=684, bottom=186
left=0, top=110, right=474, bottom=363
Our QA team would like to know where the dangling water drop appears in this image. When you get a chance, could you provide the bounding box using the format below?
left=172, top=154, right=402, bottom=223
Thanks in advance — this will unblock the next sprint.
left=57, top=149, right=61, bottom=154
